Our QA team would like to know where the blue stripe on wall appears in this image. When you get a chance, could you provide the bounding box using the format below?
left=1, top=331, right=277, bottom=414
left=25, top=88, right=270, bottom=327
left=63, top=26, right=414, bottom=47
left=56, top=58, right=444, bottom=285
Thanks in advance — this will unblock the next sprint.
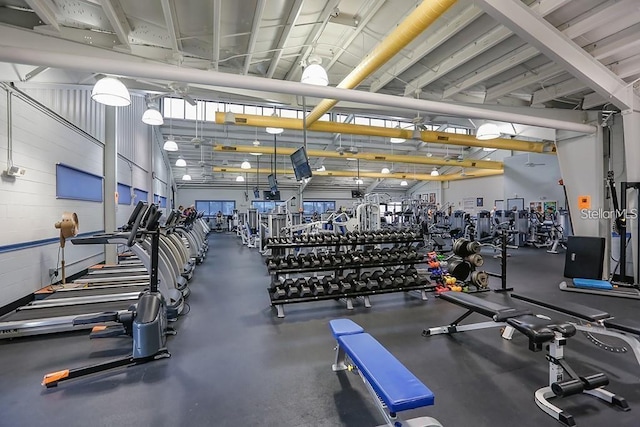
left=0, top=230, right=105, bottom=254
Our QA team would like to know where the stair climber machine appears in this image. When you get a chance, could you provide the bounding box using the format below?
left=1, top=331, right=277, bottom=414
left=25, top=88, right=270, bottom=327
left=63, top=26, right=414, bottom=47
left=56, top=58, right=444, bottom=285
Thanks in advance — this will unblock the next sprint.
left=42, top=204, right=173, bottom=388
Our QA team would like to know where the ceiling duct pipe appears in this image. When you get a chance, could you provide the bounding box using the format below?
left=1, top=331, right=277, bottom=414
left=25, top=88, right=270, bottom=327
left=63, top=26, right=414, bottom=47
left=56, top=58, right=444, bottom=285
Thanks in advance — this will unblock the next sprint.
left=305, top=0, right=458, bottom=126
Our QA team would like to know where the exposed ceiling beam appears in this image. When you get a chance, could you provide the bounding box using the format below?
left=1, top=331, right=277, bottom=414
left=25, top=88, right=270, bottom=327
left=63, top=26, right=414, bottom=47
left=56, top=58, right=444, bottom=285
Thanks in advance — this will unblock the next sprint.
left=160, top=0, right=182, bottom=53
left=370, top=3, right=483, bottom=93
left=266, top=0, right=304, bottom=78
left=324, top=0, right=386, bottom=71
left=25, top=0, right=60, bottom=32
left=531, top=78, right=585, bottom=105
left=216, top=112, right=553, bottom=154
left=366, top=178, right=384, bottom=193
left=212, top=166, right=504, bottom=181
left=476, top=0, right=637, bottom=110
left=591, top=31, right=640, bottom=61
left=99, top=0, right=131, bottom=49
left=213, top=144, right=503, bottom=170
left=0, top=25, right=597, bottom=134
left=484, top=62, right=563, bottom=102
left=212, top=0, right=221, bottom=70
left=22, top=65, right=49, bottom=81
left=242, top=0, right=266, bottom=75
left=283, top=0, right=340, bottom=82
left=404, top=25, right=512, bottom=96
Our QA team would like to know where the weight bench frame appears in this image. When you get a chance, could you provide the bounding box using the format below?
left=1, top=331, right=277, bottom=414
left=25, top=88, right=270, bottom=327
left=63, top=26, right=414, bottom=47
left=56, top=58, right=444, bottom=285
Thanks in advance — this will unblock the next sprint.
left=511, top=293, right=640, bottom=374
left=424, top=292, right=629, bottom=426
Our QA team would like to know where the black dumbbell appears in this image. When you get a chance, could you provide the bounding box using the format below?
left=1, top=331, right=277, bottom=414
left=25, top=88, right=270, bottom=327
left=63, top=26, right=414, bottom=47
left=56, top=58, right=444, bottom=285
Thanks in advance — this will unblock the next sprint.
left=341, top=253, right=353, bottom=264
left=308, top=277, right=325, bottom=296
left=271, top=286, right=286, bottom=300
left=281, top=278, right=299, bottom=298
left=318, top=254, right=332, bottom=267
left=323, top=276, right=340, bottom=295
left=296, top=278, right=312, bottom=297
left=338, top=274, right=354, bottom=293
left=285, top=254, right=300, bottom=268
left=305, top=253, right=321, bottom=268
left=360, top=271, right=380, bottom=291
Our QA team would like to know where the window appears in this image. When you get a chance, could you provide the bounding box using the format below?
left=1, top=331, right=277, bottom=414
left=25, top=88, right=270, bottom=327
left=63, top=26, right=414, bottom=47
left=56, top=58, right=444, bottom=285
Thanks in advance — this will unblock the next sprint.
left=251, top=201, right=277, bottom=213
left=195, top=200, right=236, bottom=216
left=302, top=201, right=336, bottom=215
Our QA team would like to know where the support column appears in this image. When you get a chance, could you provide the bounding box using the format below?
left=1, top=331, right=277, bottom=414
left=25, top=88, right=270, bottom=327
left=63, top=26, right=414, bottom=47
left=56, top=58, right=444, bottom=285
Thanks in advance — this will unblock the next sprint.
left=103, top=107, right=117, bottom=265
left=555, top=123, right=606, bottom=239
left=622, top=110, right=640, bottom=282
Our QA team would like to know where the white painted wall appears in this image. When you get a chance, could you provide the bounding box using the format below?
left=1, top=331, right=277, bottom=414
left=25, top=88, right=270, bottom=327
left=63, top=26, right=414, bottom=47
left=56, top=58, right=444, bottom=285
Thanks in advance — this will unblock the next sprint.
left=0, top=85, right=171, bottom=307
left=0, top=87, right=104, bottom=307
left=503, top=153, right=565, bottom=210
left=441, top=175, right=504, bottom=215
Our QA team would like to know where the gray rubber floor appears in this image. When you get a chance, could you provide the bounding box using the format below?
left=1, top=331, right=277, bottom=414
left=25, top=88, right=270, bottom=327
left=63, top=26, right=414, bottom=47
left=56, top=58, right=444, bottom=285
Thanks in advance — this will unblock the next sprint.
left=1, top=233, right=639, bottom=427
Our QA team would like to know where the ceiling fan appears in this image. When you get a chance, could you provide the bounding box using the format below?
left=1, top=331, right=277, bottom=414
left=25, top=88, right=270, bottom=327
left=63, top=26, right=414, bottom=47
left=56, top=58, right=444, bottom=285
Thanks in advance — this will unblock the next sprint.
left=524, top=153, right=546, bottom=167
left=133, top=79, right=197, bottom=106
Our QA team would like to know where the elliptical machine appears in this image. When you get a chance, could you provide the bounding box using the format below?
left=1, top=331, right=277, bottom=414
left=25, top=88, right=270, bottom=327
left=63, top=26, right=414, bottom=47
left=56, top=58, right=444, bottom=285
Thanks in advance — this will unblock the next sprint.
left=42, top=204, right=172, bottom=388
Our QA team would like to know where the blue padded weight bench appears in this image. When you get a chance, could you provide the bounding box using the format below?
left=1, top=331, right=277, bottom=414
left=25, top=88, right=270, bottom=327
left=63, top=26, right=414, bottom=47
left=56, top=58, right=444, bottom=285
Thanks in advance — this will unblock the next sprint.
left=329, top=319, right=442, bottom=427
left=424, top=292, right=629, bottom=426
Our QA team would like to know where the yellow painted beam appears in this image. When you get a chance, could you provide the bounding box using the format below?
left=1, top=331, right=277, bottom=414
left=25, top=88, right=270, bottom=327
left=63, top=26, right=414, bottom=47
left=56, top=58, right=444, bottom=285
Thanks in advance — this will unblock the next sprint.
left=215, top=112, right=553, bottom=153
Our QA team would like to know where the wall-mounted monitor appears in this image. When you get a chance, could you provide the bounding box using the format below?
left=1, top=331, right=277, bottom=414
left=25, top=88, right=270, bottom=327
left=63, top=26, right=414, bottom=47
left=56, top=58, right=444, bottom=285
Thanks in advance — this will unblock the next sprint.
left=290, top=146, right=313, bottom=181
left=351, top=190, right=364, bottom=199
left=267, top=173, right=278, bottom=193
left=253, top=187, right=260, bottom=199
left=264, top=190, right=281, bottom=201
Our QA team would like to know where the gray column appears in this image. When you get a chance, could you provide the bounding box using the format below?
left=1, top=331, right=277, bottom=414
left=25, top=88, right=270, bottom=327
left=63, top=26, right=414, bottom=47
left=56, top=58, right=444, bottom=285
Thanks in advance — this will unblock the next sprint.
left=622, top=110, right=640, bottom=281
left=103, top=107, right=117, bottom=264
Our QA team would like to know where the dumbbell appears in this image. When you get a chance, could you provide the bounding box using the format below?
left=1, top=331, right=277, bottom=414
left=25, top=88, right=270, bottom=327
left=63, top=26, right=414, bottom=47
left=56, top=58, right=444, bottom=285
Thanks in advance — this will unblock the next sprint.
left=305, top=253, right=321, bottom=268
left=368, top=251, right=382, bottom=263
left=308, top=277, right=325, bottom=296
left=389, top=269, right=405, bottom=287
left=285, top=254, right=300, bottom=268
left=296, top=278, right=312, bottom=297
left=360, top=271, right=380, bottom=291
left=374, top=270, right=393, bottom=289
left=270, top=286, right=286, bottom=300
left=341, top=253, right=353, bottom=265
left=319, top=253, right=332, bottom=267
left=323, top=276, right=340, bottom=295
left=299, top=254, right=311, bottom=268
left=328, top=234, right=340, bottom=244
left=266, top=256, right=280, bottom=269
left=281, top=278, right=300, bottom=298
left=338, top=274, right=354, bottom=293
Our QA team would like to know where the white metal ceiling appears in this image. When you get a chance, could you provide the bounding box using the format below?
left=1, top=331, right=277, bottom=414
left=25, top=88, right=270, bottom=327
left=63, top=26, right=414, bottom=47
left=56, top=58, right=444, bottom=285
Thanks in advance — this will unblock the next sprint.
left=0, top=0, right=637, bottom=190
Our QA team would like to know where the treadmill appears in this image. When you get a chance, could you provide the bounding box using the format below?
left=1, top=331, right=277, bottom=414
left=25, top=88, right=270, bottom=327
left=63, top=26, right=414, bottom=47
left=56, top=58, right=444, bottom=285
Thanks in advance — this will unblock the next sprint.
left=0, top=202, right=184, bottom=339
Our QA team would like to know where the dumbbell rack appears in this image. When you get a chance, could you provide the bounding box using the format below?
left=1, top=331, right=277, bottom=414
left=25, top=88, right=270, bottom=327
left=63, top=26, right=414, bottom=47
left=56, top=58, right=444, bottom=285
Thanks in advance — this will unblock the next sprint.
left=264, top=231, right=432, bottom=318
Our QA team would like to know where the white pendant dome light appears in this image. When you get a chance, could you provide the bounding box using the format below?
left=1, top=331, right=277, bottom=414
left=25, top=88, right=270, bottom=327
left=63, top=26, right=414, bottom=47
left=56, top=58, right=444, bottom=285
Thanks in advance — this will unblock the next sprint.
left=91, top=77, right=131, bottom=107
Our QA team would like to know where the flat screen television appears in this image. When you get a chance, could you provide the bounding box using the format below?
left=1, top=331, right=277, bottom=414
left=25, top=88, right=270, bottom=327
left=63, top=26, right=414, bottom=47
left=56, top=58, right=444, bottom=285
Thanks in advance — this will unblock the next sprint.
left=263, top=190, right=281, bottom=201
left=352, top=190, right=364, bottom=199
left=290, top=146, right=313, bottom=181
left=267, top=173, right=278, bottom=193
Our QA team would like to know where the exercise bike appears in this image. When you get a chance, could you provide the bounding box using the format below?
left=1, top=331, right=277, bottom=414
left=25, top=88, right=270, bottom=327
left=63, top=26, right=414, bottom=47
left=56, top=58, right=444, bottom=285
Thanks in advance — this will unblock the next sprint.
left=42, top=203, right=172, bottom=388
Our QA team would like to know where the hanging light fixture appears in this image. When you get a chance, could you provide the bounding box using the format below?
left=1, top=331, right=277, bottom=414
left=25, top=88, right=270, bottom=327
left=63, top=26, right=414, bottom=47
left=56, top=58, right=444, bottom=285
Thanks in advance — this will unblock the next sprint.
left=224, top=111, right=236, bottom=124
left=265, top=110, right=283, bottom=135
left=476, top=123, right=500, bottom=140
left=142, top=102, right=163, bottom=125
left=91, top=76, right=131, bottom=107
left=253, top=127, right=260, bottom=146
left=163, top=99, right=178, bottom=151
left=430, top=167, right=440, bottom=176
left=175, top=157, right=187, bottom=167
left=381, top=167, right=390, bottom=174
left=390, top=124, right=405, bottom=143
left=301, top=55, right=328, bottom=86
left=249, top=152, right=263, bottom=156
left=400, top=180, right=408, bottom=186
left=240, top=160, right=251, bottom=169
left=236, top=175, right=245, bottom=182
left=181, top=172, right=192, bottom=181
left=163, top=137, right=178, bottom=152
